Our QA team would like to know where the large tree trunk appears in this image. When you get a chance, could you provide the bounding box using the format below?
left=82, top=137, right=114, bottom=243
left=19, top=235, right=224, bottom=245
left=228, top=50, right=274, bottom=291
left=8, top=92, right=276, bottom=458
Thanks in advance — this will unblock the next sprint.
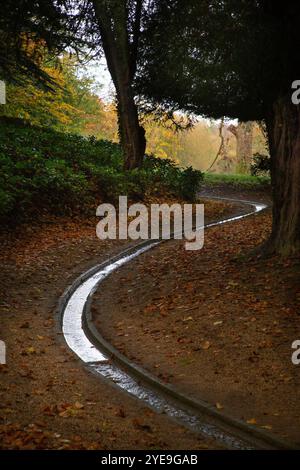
left=117, top=85, right=146, bottom=170
left=93, top=0, right=145, bottom=170
left=229, top=121, right=253, bottom=174
left=265, top=95, right=300, bottom=255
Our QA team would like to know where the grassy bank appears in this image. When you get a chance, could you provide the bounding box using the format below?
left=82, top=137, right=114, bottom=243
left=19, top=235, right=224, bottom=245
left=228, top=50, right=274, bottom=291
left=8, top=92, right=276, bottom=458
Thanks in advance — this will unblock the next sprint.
left=204, top=172, right=270, bottom=188
left=0, top=118, right=202, bottom=224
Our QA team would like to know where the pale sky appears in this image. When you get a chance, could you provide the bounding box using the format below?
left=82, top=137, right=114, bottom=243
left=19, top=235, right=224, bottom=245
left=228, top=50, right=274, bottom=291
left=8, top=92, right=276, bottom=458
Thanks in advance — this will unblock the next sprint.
left=88, top=59, right=115, bottom=102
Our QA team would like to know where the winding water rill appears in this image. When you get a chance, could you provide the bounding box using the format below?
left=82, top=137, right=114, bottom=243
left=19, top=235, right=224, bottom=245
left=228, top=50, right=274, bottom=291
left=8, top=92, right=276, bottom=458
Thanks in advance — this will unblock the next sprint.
left=60, top=198, right=296, bottom=450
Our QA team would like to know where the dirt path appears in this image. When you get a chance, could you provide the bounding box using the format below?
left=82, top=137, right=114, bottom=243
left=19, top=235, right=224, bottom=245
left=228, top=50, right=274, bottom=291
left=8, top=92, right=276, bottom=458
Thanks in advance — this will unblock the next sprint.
left=91, top=192, right=300, bottom=446
left=0, top=203, right=234, bottom=450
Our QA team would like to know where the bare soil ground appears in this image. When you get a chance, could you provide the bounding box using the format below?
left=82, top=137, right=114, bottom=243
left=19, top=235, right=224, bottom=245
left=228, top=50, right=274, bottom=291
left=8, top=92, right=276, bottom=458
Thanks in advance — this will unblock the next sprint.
left=0, top=199, right=234, bottom=450
left=91, top=192, right=300, bottom=446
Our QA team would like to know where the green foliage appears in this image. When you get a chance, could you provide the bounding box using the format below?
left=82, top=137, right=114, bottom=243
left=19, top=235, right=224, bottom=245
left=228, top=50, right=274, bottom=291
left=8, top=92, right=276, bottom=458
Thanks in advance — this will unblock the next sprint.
left=0, top=118, right=202, bottom=223
left=250, top=153, right=271, bottom=177
left=0, top=118, right=120, bottom=221
left=0, top=54, right=106, bottom=135
left=137, top=1, right=299, bottom=123
left=204, top=172, right=270, bottom=188
left=0, top=1, right=95, bottom=87
left=142, top=155, right=203, bottom=201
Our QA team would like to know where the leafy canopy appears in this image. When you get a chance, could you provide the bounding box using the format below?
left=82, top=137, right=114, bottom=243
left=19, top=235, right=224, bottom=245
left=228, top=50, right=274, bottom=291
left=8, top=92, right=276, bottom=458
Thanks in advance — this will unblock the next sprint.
left=136, top=0, right=300, bottom=121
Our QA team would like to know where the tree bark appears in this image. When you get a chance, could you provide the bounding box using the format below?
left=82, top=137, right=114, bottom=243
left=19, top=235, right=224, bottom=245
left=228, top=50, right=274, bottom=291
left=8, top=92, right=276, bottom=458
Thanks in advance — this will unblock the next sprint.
left=92, top=0, right=145, bottom=170
left=117, top=86, right=145, bottom=170
left=265, top=94, right=300, bottom=255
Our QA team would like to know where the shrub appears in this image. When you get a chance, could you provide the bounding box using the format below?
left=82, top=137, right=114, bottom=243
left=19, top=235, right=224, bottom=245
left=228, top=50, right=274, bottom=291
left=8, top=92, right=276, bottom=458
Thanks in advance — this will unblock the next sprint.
left=179, top=166, right=203, bottom=201
left=142, top=155, right=203, bottom=201
left=0, top=118, right=203, bottom=223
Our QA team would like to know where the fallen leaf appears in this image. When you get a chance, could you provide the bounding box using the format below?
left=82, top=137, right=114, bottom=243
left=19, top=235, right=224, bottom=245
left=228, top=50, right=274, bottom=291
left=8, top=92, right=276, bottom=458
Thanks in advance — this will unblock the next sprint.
left=247, top=418, right=257, bottom=425
left=74, top=402, right=84, bottom=410
left=27, top=347, right=36, bottom=354
left=115, top=408, right=126, bottom=418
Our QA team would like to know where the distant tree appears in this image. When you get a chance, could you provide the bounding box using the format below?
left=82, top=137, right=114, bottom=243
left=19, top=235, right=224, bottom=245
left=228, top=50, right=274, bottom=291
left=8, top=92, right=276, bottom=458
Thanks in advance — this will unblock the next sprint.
left=137, top=0, right=300, bottom=255
left=1, top=54, right=105, bottom=134
left=228, top=122, right=254, bottom=174
left=203, top=118, right=233, bottom=174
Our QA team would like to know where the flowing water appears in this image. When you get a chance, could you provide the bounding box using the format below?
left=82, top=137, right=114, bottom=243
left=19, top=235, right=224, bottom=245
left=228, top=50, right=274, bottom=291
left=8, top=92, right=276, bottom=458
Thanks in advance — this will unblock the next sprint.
left=62, top=199, right=267, bottom=449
